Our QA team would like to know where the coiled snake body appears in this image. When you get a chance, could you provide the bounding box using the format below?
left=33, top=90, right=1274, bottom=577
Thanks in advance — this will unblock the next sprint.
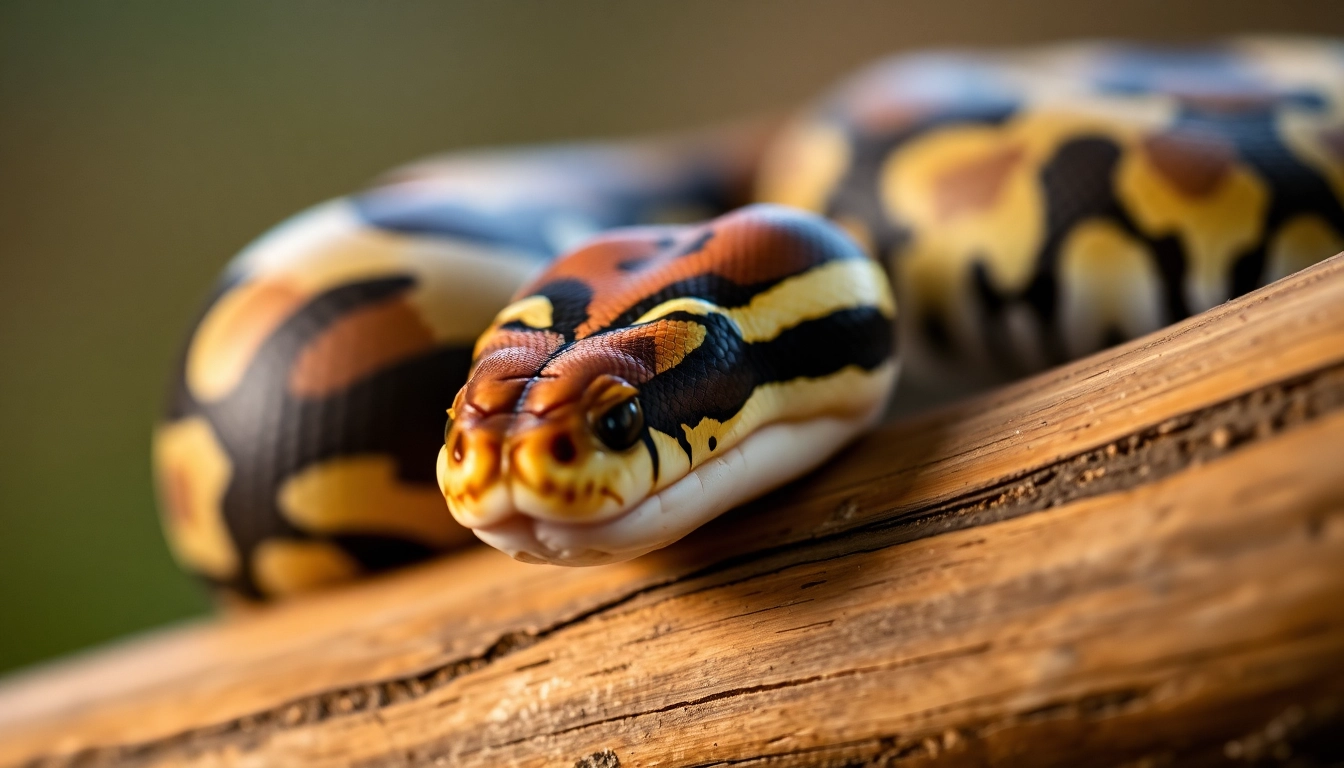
left=154, top=39, right=1344, bottom=599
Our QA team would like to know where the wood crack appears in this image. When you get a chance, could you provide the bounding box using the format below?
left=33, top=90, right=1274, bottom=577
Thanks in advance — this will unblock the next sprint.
left=452, top=642, right=996, bottom=759
left=678, top=691, right=1344, bottom=768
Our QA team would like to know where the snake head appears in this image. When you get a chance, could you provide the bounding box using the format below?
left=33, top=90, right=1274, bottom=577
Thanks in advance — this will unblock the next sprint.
left=438, top=205, right=898, bottom=566
left=439, top=292, right=687, bottom=564
left=441, top=367, right=655, bottom=530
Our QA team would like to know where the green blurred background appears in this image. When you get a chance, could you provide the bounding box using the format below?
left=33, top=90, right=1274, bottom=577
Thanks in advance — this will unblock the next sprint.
left=2, top=0, right=1342, bottom=676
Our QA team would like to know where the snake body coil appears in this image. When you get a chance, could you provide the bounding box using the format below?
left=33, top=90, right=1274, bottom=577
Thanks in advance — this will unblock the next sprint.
left=155, top=39, right=1344, bottom=598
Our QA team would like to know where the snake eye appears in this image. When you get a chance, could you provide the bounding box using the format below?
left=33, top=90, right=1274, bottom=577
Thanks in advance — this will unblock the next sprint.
left=591, top=397, right=644, bottom=452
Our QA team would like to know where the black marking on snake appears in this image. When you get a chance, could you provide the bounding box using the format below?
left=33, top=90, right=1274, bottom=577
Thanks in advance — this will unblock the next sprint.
left=819, top=48, right=1344, bottom=380
left=639, top=430, right=660, bottom=483
left=354, top=194, right=571, bottom=258
left=1028, top=137, right=1132, bottom=368
left=603, top=226, right=867, bottom=335
left=755, top=307, right=893, bottom=380
left=827, top=100, right=1020, bottom=267
left=176, top=275, right=473, bottom=598
left=527, top=279, right=594, bottom=342
left=640, top=308, right=893, bottom=460
left=672, top=228, right=715, bottom=258
left=819, top=100, right=1022, bottom=367
left=498, top=320, right=545, bottom=335
left=1201, top=106, right=1344, bottom=298
left=616, top=257, right=652, bottom=272
left=920, top=312, right=955, bottom=358
left=603, top=274, right=782, bottom=332
left=958, top=137, right=1120, bottom=374
left=329, top=535, right=438, bottom=573
left=975, top=136, right=1191, bottom=373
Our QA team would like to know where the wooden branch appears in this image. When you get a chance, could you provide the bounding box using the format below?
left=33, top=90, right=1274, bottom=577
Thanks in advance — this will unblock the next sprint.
left=4, top=255, right=1344, bottom=768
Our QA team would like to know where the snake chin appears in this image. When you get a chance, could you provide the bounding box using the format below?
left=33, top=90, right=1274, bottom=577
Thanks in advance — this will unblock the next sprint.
left=470, top=374, right=894, bottom=566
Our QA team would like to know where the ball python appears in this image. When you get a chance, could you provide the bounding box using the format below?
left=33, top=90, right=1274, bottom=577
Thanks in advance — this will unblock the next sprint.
left=154, top=38, right=1344, bottom=599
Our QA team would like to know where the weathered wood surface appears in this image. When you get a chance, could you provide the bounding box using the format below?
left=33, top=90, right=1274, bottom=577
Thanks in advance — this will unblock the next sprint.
left=3, top=254, right=1344, bottom=767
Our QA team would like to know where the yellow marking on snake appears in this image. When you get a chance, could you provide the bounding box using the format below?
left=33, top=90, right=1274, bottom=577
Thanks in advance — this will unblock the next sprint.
left=1279, top=111, right=1344, bottom=204
left=474, top=294, right=557, bottom=356
left=634, top=297, right=736, bottom=329
left=879, top=107, right=1175, bottom=368
left=646, top=428, right=692, bottom=493
left=186, top=279, right=306, bottom=402
left=508, top=431, right=658, bottom=523
left=1267, top=214, right=1344, bottom=284
left=1058, top=219, right=1165, bottom=358
left=278, top=456, right=470, bottom=547
left=634, top=260, right=894, bottom=343
left=236, top=201, right=540, bottom=345
left=755, top=120, right=851, bottom=213
left=675, top=363, right=897, bottom=471
left=251, top=539, right=362, bottom=598
left=653, top=320, right=709, bottom=374
left=883, top=110, right=1161, bottom=299
left=494, top=294, right=555, bottom=329
left=1116, top=139, right=1269, bottom=312
left=730, top=259, right=895, bottom=342
left=153, top=418, right=238, bottom=580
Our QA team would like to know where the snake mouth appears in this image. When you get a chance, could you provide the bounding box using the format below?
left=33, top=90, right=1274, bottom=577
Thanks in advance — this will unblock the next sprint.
left=440, top=373, right=659, bottom=529
left=440, top=419, right=654, bottom=530
left=469, top=404, right=889, bottom=566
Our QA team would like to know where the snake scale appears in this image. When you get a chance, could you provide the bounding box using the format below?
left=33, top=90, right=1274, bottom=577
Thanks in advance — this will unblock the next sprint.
left=154, top=38, right=1344, bottom=599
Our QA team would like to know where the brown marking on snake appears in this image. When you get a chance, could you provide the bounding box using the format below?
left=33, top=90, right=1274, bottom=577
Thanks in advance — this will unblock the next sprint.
left=1141, top=129, right=1237, bottom=199
left=851, top=100, right=937, bottom=134
left=932, top=144, right=1026, bottom=221
left=1321, top=126, right=1344, bottom=162
left=512, top=328, right=661, bottom=416
left=521, top=212, right=850, bottom=338
left=485, top=318, right=704, bottom=420
left=162, top=465, right=196, bottom=528
left=189, top=279, right=307, bottom=401
left=473, top=327, right=565, bottom=365
left=460, top=346, right=558, bottom=418
left=288, top=297, right=436, bottom=397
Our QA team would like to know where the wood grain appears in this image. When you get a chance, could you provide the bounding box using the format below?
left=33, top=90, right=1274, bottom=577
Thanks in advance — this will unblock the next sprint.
left=2, top=254, right=1344, bottom=767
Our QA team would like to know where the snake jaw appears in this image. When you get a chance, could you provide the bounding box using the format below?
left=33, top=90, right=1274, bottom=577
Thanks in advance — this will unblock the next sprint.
left=505, top=406, right=655, bottom=524
left=440, top=426, right=656, bottom=529
left=471, top=374, right=895, bottom=566
left=439, top=413, right=514, bottom=528
left=439, top=376, right=659, bottom=530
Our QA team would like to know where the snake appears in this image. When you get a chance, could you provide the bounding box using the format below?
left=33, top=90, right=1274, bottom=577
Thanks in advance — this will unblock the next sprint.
left=153, top=38, right=1344, bottom=599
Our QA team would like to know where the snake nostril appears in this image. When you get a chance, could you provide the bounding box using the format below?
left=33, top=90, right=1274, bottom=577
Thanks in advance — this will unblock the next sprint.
left=550, top=433, right=578, bottom=464
left=451, top=433, right=465, bottom=463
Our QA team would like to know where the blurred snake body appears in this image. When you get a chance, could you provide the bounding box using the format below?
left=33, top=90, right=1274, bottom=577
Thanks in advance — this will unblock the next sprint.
left=154, top=39, right=1344, bottom=599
